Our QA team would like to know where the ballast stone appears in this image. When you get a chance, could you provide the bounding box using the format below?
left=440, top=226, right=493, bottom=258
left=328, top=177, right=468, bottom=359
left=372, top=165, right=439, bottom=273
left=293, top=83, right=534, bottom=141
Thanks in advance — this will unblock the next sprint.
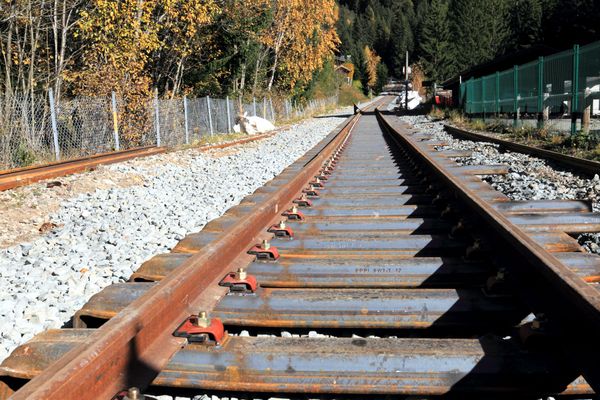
left=400, top=115, right=600, bottom=255
left=0, top=112, right=350, bottom=363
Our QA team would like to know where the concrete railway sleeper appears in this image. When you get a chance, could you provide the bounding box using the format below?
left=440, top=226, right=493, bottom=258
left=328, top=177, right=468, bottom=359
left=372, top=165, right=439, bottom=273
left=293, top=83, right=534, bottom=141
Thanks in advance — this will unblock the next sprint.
left=1, top=97, right=600, bottom=399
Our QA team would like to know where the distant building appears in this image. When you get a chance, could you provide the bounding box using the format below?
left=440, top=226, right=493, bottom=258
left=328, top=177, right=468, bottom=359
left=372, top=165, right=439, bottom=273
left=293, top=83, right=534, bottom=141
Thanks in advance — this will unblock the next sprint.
left=335, top=63, right=354, bottom=85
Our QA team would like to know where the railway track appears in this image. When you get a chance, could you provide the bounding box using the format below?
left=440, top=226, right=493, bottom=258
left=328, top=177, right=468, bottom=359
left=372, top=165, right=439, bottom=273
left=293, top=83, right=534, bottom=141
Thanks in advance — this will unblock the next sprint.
left=444, top=124, right=600, bottom=176
left=0, top=130, right=281, bottom=192
left=1, top=97, right=600, bottom=399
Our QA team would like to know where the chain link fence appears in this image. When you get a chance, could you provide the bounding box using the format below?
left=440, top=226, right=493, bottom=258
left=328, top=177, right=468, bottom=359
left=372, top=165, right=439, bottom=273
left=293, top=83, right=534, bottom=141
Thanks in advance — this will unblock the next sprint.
left=0, top=92, right=338, bottom=170
left=460, top=40, right=600, bottom=135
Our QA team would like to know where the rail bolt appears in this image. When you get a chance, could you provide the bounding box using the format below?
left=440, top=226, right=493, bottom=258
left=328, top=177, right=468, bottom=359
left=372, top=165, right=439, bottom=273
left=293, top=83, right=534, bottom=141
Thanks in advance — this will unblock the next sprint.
left=248, top=239, right=280, bottom=261
left=268, top=220, right=294, bottom=239
left=196, top=311, right=210, bottom=328
left=220, top=268, right=258, bottom=293
left=293, top=193, right=313, bottom=207
left=282, top=205, right=305, bottom=221
left=173, top=313, right=226, bottom=344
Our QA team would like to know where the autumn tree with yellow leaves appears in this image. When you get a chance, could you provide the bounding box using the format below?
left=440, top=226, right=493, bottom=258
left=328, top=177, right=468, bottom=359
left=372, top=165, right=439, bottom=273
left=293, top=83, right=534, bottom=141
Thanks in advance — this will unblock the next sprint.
left=363, top=46, right=381, bottom=95
left=261, top=0, right=340, bottom=91
left=1, top=0, right=340, bottom=111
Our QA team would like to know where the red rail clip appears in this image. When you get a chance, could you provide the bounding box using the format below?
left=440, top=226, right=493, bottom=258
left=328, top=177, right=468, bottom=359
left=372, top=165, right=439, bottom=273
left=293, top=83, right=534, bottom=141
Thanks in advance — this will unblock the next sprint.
left=248, top=239, right=280, bottom=261
left=282, top=206, right=305, bottom=221
left=310, top=178, right=324, bottom=188
left=173, top=312, right=225, bottom=344
left=293, top=194, right=312, bottom=207
left=268, top=220, right=294, bottom=239
left=302, top=188, right=320, bottom=198
left=220, top=268, right=258, bottom=293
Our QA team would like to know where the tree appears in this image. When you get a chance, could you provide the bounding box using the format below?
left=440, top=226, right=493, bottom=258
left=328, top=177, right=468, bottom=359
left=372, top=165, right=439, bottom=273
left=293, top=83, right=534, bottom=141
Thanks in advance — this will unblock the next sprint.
left=151, top=0, right=219, bottom=96
left=449, top=0, right=511, bottom=73
left=418, top=0, right=452, bottom=82
left=262, top=0, right=340, bottom=91
left=374, top=62, right=388, bottom=93
left=510, top=0, right=543, bottom=49
left=363, top=45, right=381, bottom=94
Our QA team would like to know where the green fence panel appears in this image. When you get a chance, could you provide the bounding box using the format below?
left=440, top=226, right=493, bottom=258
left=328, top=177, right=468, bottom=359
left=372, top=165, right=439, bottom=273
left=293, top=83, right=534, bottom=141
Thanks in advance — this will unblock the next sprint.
left=578, top=41, right=600, bottom=114
left=483, top=74, right=497, bottom=115
left=497, top=69, right=514, bottom=114
left=459, top=40, right=600, bottom=122
left=543, top=48, right=573, bottom=115
left=471, top=78, right=483, bottom=114
left=517, top=60, right=539, bottom=114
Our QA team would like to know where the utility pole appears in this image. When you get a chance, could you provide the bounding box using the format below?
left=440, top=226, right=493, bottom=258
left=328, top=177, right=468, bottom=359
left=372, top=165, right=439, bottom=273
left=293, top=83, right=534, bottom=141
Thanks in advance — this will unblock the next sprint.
left=405, top=51, right=409, bottom=111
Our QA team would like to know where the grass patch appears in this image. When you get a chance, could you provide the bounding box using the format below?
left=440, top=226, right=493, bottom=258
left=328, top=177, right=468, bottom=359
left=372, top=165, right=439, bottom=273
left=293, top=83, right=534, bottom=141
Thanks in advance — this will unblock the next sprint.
left=444, top=111, right=600, bottom=162
left=338, top=81, right=367, bottom=107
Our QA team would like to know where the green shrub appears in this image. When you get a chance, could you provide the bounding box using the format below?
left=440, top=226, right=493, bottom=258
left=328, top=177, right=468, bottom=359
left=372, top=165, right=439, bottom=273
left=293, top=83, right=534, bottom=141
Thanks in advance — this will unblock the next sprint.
left=446, top=109, right=465, bottom=124
left=13, top=143, right=36, bottom=167
left=469, top=119, right=486, bottom=131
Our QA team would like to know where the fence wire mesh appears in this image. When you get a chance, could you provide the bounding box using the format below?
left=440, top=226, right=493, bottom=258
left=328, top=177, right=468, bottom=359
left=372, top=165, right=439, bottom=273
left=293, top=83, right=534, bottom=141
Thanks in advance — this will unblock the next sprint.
left=0, top=93, right=51, bottom=169
left=461, top=40, right=600, bottom=134
left=0, top=92, right=338, bottom=170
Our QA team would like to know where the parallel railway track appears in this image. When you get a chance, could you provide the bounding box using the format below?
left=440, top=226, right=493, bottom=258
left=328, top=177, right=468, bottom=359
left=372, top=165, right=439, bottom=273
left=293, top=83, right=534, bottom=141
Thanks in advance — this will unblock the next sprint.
left=1, top=97, right=600, bottom=399
left=0, top=130, right=280, bottom=191
left=444, top=124, right=600, bottom=176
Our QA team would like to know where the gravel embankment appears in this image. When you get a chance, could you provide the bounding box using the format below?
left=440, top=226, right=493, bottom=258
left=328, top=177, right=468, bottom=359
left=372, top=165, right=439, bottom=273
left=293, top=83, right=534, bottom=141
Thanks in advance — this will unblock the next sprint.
left=400, top=115, right=600, bottom=254
left=0, top=112, right=351, bottom=362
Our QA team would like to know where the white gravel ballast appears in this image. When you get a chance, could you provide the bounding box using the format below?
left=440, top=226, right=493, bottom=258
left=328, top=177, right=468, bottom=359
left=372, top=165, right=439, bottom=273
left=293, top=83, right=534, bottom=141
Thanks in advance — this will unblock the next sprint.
left=0, top=113, right=350, bottom=362
left=400, top=115, right=600, bottom=254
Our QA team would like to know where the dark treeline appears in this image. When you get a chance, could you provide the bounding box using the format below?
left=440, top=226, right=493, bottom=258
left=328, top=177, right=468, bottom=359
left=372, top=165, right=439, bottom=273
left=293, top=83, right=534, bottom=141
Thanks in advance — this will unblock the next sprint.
left=336, top=0, right=600, bottom=83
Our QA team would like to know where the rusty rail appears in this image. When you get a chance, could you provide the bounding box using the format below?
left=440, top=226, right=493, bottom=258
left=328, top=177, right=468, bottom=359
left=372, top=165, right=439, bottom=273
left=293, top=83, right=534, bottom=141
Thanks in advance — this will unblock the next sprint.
left=0, top=146, right=166, bottom=191
left=444, top=124, right=600, bottom=176
left=0, top=129, right=288, bottom=192
left=0, top=103, right=365, bottom=399
left=2, top=98, right=600, bottom=398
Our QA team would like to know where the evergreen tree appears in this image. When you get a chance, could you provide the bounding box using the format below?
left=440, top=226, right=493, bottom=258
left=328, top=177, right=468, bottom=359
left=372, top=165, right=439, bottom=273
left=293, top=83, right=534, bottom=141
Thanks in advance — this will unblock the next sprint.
left=449, top=0, right=510, bottom=73
left=510, top=0, right=543, bottom=49
left=418, top=0, right=452, bottom=82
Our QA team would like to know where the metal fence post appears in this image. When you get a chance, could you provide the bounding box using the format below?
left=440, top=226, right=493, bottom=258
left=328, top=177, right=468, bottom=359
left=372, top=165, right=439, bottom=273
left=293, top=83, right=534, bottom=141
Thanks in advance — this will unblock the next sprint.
left=262, top=97, right=267, bottom=119
left=111, top=91, right=120, bottom=151
left=571, top=44, right=580, bottom=134
left=253, top=97, right=257, bottom=116
left=226, top=96, right=231, bottom=133
left=206, top=95, right=214, bottom=136
left=513, top=65, right=519, bottom=128
left=154, top=89, right=161, bottom=146
left=183, top=95, right=189, bottom=145
left=537, top=57, right=544, bottom=128
left=48, top=88, right=60, bottom=160
left=269, top=97, right=275, bottom=123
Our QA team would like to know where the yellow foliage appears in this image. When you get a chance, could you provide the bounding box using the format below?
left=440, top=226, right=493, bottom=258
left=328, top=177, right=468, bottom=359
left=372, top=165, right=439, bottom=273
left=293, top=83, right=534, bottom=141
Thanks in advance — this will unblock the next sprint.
left=262, top=0, right=340, bottom=89
left=363, top=46, right=381, bottom=89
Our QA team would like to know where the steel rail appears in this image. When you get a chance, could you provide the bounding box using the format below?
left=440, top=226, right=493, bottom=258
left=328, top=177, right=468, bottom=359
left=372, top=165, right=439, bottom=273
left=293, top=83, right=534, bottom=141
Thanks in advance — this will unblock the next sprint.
left=0, top=146, right=165, bottom=191
left=0, top=129, right=291, bottom=192
left=380, top=111, right=600, bottom=333
left=4, top=98, right=599, bottom=398
left=444, top=124, right=600, bottom=176
left=3, top=104, right=368, bottom=399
